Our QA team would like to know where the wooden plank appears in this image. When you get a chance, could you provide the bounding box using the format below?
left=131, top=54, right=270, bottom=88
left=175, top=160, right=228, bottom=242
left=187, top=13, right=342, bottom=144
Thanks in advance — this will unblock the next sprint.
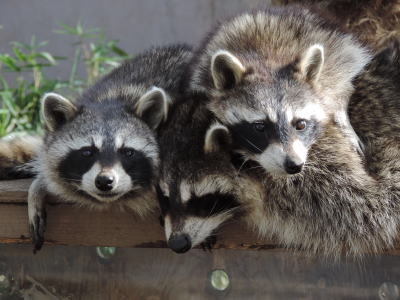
left=0, top=179, right=31, bottom=203
left=0, top=203, right=278, bottom=249
left=0, top=179, right=399, bottom=254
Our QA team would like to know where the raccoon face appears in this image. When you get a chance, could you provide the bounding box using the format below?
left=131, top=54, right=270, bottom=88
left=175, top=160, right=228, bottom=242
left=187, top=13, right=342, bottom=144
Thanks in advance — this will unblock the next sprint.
left=40, top=89, right=168, bottom=204
left=158, top=127, right=239, bottom=253
left=207, top=46, right=328, bottom=176
left=158, top=176, right=239, bottom=254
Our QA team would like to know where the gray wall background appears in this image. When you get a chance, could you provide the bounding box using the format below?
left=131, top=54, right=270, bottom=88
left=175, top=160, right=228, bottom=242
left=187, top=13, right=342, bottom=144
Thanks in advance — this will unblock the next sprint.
left=0, top=0, right=271, bottom=79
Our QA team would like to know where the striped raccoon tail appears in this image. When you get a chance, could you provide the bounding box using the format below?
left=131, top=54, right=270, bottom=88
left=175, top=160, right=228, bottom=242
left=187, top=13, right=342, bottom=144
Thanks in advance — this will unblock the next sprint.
left=0, top=135, right=42, bottom=180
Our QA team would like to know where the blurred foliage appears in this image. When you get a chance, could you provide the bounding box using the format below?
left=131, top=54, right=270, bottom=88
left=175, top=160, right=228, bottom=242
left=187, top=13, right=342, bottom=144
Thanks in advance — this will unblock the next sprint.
left=0, top=22, right=129, bottom=137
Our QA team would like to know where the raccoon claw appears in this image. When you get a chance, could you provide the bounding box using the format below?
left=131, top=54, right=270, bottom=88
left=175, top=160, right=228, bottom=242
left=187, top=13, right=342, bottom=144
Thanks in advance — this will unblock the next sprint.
left=201, top=236, right=217, bottom=252
left=30, top=210, right=47, bottom=254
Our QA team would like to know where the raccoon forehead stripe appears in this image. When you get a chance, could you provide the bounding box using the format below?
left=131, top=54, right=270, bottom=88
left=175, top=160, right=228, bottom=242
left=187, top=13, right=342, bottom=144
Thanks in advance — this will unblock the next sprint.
left=92, top=135, right=103, bottom=149
left=180, top=180, right=192, bottom=203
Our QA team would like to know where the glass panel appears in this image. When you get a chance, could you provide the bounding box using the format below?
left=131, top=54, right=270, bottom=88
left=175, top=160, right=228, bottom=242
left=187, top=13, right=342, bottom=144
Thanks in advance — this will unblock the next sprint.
left=1, top=244, right=400, bottom=299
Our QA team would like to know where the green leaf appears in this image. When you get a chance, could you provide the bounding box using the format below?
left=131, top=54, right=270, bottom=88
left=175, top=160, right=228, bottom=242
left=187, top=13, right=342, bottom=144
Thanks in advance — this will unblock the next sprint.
left=111, top=44, right=128, bottom=57
left=39, top=52, right=57, bottom=65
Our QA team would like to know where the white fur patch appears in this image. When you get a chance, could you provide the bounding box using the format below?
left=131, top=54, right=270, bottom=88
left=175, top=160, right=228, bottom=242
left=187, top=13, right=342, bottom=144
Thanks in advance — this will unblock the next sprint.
left=285, top=108, right=293, bottom=123
left=182, top=213, right=232, bottom=247
left=194, top=176, right=234, bottom=198
left=159, top=179, right=170, bottom=197
left=81, top=162, right=133, bottom=202
left=291, top=139, right=307, bottom=164
left=294, top=103, right=326, bottom=121
left=180, top=180, right=192, bottom=204
left=254, top=143, right=287, bottom=175
left=164, top=215, right=173, bottom=240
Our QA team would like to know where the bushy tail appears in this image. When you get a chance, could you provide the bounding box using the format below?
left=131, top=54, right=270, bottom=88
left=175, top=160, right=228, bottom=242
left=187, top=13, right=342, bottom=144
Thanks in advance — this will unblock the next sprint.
left=0, top=135, right=42, bottom=180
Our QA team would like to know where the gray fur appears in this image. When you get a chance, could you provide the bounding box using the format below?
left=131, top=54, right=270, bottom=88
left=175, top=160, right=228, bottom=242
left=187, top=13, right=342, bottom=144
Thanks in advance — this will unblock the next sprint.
left=157, top=94, right=243, bottom=251
left=190, top=7, right=371, bottom=154
left=200, top=40, right=400, bottom=257
left=27, top=44, right=193, bottom=252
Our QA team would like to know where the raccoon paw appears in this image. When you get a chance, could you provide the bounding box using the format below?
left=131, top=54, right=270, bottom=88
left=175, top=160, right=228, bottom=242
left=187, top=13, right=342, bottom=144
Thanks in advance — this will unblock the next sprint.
left=30, top=209, right=47, bottom=254
left=200, top=236, right=217, bottom=252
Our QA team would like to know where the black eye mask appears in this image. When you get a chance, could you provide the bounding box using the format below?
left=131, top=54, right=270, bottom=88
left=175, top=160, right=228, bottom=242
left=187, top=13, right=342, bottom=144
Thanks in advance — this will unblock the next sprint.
left=186, top=192, right=239, bottom=218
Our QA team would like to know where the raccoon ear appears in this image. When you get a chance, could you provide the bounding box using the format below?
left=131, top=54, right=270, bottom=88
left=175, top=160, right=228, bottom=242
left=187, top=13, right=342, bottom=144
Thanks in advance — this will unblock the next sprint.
left=41, top=93, right=78, bottom=131
left=135, top=87, right=171, bottom=130
left=204, top=123, right=231, bottom=153
left=298, top=44, right=324, bottom=83
left=211, top=50, right=246, bottom=90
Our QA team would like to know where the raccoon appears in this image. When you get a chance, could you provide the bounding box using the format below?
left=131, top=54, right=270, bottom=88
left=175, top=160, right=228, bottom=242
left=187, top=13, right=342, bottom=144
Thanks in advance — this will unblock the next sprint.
left=191, top=35, right=400, bottom=255
left=189, top=7, right=371, bottom=157
left=0, top=135, right=41, bottom=179
left=27, top=44, right=192, bottom=252
left=349, top=39, right=400, bottom=182
left=157, top=94, right=248, bottom=253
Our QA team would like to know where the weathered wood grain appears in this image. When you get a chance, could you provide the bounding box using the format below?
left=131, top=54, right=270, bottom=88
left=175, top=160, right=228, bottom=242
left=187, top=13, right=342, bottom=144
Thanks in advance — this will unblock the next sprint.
left=0, top=179, right=31, bottom=203
left=0, top=203, right=279, bottom=249
left=0, top=179, right=399, bottom=255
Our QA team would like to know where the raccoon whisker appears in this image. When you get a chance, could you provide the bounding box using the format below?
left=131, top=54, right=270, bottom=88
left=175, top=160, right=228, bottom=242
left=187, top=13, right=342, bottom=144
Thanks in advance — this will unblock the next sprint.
left=238, top=134, right=263, bottom=153
left=236, top=156, right=250, bottom=175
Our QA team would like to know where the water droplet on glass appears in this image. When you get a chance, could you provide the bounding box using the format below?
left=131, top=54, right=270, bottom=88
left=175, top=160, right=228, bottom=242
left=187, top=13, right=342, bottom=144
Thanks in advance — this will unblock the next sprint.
left=0, top=274, right=10, bottom=295
left=210, top=269, right=230, bottom=291
left=379, top=282, right=399, bottom=300
left=96, top=247, right=116, bottom=259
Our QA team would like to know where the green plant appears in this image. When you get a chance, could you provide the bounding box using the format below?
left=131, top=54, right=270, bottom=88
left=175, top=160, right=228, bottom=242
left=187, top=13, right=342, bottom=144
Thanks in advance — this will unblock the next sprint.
left=0, top=23, right=129, bottom=138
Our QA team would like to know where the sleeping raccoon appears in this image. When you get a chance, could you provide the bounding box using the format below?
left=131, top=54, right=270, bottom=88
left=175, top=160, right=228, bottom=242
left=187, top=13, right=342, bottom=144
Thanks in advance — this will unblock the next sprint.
left=25, top=44, right=192, bottom=252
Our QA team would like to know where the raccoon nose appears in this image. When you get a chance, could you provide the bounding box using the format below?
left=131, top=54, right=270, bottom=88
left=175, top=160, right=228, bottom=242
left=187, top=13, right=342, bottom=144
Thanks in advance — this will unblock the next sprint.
left=168, top=234, right=192, bottom=254
left=284, top=159, right=304, bottom=174
left=95, top=175, right=115, bottom=191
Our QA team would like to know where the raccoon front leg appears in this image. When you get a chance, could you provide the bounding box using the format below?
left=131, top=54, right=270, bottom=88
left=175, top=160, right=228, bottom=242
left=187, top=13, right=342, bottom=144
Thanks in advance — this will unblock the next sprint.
left=28, top=177, right=47, bottom=253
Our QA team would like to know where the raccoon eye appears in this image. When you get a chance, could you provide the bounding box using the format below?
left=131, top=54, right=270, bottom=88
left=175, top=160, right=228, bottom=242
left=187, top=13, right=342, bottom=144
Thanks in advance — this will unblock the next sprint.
left=252, top=121, right=265, bottom=132
left=295, top=120, right=307, bottom=131
left=121, top=148, right=136, bottom=158
left=80, top=147, right=96, bottom=157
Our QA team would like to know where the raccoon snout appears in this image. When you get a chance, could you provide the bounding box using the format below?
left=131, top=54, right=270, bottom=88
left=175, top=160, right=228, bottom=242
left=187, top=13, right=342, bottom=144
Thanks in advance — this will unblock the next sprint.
left=95, top=174, right=115, bottom=191
left=168, top=234, right=192, bottom=254
left=284, top=158, right=304, bottom=174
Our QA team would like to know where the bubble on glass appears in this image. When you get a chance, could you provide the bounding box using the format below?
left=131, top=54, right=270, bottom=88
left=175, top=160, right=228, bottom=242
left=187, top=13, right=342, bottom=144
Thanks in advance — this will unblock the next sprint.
left=0, top=274, right=10, bottom=294
left=378, top=282, right=399, bottom=300
left=96, top=247, right=116, bottom=259
left=210, top=269, right=230, bottom=291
